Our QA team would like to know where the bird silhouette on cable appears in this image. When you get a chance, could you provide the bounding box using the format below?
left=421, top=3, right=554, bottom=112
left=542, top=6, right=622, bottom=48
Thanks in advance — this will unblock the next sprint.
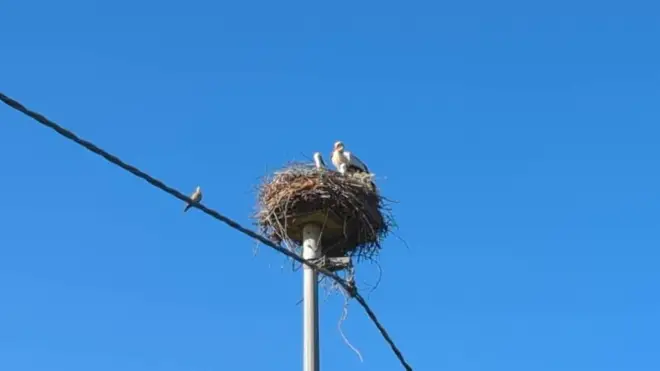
left=184, top=186, right=202, bottom=212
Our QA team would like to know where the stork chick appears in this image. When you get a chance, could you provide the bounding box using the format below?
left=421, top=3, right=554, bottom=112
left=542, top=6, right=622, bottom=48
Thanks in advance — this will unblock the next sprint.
left=313, top=152, right=326, bottom=170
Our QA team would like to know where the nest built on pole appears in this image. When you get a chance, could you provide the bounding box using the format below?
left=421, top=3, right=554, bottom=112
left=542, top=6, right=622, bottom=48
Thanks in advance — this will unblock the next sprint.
left=256, top=163, right=393, bottom=263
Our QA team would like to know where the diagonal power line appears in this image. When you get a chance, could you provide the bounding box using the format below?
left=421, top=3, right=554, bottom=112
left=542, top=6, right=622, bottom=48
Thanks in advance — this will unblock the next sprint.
left=0, top=92, right=412, bottom=371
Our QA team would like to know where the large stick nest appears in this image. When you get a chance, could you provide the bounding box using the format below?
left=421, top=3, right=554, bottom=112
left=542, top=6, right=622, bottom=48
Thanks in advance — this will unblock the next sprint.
left=256, top=164, right=393, bottom=261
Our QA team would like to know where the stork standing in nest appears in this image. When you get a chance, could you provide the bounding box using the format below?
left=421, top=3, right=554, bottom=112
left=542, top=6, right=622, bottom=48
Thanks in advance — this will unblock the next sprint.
left=331, top=141, right=370, bottom=175
left=313, top=152, right=326, bottom=170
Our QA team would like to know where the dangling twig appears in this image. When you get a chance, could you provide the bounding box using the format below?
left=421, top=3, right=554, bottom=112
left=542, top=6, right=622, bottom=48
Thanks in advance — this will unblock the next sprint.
left=338, top=293, right=363, bottom=362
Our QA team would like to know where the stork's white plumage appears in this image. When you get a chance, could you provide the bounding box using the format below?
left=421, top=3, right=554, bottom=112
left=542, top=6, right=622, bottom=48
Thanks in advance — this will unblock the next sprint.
left=184, top=185, right=203, bottom=212
left=331, top=141, right=369, bottom=174
left=313, top=152, right=326, bottom=169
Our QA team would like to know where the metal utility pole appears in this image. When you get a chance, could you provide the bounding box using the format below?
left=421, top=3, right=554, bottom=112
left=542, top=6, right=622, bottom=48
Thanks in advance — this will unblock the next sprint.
left=302, top=223, right=321, bottom=371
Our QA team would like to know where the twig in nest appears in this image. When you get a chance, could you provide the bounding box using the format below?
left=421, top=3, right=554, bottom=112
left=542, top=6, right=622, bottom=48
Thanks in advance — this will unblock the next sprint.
left=363, top=260, right=383, bottom=300
left=294, top=272, right=335, bottom=306
left=252, top=241, right=261, bottom=257
left=390, top=230, right=411, bottom=252
left=338, top=293, right=363, bottom=363
left=320, top=275, right=337, bottom=303
left=299, top=152, right=313, bottom=162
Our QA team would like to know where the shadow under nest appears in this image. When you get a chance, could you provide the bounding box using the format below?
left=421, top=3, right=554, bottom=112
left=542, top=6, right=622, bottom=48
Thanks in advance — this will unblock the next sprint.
left=256, top=164, right=393, bottom=262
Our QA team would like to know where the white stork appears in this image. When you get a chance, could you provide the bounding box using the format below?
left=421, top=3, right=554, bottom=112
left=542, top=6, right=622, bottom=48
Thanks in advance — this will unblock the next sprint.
left=313, top=152, right=326, bottom=170
left=331, top=141, right=369, bottom=174
left=184, top=186, right=203, bottom=212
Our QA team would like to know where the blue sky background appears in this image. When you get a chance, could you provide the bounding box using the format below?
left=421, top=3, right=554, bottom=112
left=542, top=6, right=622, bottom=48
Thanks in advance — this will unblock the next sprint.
left=1, top=1, right=659, bottom=370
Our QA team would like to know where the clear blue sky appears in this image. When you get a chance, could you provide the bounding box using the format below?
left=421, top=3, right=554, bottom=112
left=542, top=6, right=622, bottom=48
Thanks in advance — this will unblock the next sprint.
left=1, top=1, right=659, bottom=370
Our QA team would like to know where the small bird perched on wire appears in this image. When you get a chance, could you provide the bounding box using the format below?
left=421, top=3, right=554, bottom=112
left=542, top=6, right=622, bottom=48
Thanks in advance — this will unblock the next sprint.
left=331, top=141, right=370, bottom=174
left=313, top=152, right=326, bottom=170
left=184, top=186, right=203, bottom=212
